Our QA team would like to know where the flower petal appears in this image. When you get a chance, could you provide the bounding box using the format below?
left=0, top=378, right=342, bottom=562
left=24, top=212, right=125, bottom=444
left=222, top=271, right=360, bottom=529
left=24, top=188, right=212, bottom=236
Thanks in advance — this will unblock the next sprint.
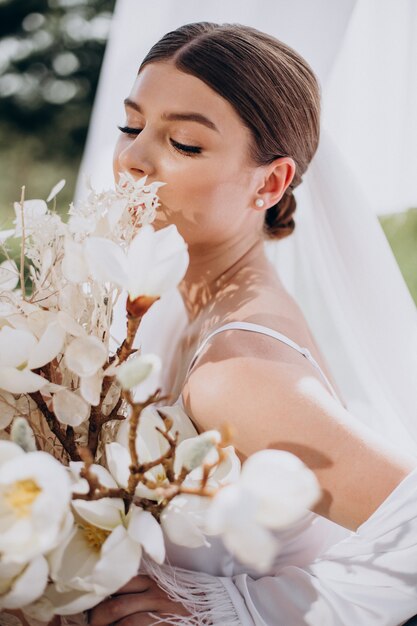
left=53, top=389, right=90, bottom=427
left=160, top=494, right=210, bottom=548
left=27, top=321, right=66, bottom=369
left=127, top=507, right=165, bottom=564
left=241, top=449, right=321, bottom=529
left=91, top=526, right=142, bottom=596
left=105, top=442, right=130, bottom=488
left=0, top=326, right=37, bottom=368
left=1, top=555, right=48, bottom=609
left=71, top=498, right=125, bottom=530
left=0, top=366, right=47, bottom=393
left=84, top=237, right=128, bottom=288
left=0, top=440, right=24, bottom=468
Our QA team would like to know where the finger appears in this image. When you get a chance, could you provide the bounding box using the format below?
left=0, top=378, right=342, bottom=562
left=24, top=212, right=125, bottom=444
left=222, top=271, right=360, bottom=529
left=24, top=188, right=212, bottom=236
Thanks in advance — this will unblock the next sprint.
left=113, top=575, right=153, bottom=595
left=89, top=592, right=161, bottom=626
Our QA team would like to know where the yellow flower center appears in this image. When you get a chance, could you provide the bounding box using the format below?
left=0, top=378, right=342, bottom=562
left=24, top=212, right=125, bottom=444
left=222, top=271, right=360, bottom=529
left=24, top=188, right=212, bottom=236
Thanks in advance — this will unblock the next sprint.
left=79, top=522, right=112, bottom=552
left=4, top=479, right=42, bottom=517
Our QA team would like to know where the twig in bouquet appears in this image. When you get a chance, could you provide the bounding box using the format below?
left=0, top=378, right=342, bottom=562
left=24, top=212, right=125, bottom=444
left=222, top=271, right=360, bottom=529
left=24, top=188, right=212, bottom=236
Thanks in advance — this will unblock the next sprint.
left=124, top=388, right=172, bottom=495
left=19, top=185, right=26, bottom=300
left=29, top=390, right=81, bottom=461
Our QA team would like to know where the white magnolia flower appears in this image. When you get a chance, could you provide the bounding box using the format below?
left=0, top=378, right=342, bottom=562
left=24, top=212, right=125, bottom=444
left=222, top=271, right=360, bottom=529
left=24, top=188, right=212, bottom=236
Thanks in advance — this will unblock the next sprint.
left=205, top=449, right=321, bottom=571
left=85, top=224, right=189, bottom=300
left=0, top=442, right=72, bottom=564
left=205, top=483, right=280, bottom=572
left=0, top=555, right=49, bottom=610
left=239, top=449, right=321, bottom=529
left=44, top=462, right=165, bottom=615
left=115, top=353, right=161, bottom=390
left=0, top=259, right=19, bottom=291
left=0, top=323, right=65, bottom=393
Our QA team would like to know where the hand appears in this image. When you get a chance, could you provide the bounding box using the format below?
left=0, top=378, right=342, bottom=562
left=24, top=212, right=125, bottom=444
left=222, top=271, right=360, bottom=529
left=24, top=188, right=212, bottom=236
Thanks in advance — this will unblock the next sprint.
left=88, top=575, right=191, bottom=626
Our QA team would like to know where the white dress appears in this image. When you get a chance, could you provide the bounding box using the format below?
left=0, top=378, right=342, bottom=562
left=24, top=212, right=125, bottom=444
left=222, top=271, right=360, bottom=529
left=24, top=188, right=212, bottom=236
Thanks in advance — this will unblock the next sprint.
left=144, top=322, right=417, bottom=626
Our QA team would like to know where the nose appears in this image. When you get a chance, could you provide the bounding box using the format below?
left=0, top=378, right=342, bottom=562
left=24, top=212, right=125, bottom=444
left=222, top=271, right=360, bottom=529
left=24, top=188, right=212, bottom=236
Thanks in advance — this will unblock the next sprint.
left=116, top=129, right=156, bottom=180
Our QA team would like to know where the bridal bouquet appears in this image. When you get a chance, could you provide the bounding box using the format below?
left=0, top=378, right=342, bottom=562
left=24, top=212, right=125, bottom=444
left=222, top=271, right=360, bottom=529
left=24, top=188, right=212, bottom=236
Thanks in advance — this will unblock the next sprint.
left=0, top=175, right=321, bottom=622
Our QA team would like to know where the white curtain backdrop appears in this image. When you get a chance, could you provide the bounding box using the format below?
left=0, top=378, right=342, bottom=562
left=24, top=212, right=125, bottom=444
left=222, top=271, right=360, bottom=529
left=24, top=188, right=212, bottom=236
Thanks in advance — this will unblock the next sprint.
left=78, top=0, right=417, bottom=454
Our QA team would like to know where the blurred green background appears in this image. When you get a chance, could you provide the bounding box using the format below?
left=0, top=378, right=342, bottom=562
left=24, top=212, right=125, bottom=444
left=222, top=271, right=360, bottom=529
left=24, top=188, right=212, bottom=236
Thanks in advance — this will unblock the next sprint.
left=0, top=0, right=416, bottom=306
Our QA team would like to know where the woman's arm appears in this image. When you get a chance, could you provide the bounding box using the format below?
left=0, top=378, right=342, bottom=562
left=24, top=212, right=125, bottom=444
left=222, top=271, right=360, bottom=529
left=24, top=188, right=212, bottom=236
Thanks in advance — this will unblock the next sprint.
left=183, top=349, right=417, bottom=530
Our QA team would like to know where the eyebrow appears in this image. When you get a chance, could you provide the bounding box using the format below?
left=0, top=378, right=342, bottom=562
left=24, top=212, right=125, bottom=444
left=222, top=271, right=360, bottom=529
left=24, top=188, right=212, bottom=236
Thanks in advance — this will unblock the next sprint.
left=123, top=98, right=220, bottom=133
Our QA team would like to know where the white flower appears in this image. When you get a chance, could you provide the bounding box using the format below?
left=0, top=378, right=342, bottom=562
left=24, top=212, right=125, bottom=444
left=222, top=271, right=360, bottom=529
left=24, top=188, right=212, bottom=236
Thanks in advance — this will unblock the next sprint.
left=0, top=323, right=65, bottom=393
left=0, top=259, right=19, bottom=291
left=0, top=555, right=49, bottom=610
left=44, top=462, right=165, bottom=615
left=205, top=483, right=280, bottom=572
left=85, top=224, right=189, bottom=300
left=239, top=449, right=321, bottom=529
left=205, top=450, right=321, bottom=572
left=115, top=353, right=161, bottom=390
left=0, top=442, right=72, bottom=564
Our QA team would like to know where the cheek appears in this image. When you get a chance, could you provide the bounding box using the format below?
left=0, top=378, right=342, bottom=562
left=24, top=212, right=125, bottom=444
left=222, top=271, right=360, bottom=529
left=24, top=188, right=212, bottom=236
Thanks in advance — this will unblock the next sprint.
left=157, top=161, right=251, bottom=241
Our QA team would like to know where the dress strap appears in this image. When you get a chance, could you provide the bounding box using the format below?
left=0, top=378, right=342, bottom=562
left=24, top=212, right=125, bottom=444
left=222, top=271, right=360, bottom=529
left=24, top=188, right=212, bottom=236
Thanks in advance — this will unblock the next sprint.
left=184, top=321, right=342, bottom=405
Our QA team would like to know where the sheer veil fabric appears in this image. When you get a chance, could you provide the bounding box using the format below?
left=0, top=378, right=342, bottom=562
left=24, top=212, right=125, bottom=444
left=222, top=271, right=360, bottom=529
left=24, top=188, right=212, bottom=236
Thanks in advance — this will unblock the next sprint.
left=78, top=0, right=417, bottom=454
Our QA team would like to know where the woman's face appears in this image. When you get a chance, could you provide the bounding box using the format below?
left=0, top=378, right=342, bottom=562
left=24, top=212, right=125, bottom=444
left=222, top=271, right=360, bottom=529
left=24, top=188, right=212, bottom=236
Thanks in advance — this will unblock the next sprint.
left=113, top=61, right=264, bottom=246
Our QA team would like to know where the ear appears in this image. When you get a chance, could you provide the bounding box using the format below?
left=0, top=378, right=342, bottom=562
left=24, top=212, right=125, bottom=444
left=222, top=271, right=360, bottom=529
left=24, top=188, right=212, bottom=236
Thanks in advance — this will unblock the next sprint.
left=255, top=157, right=296, bottom=210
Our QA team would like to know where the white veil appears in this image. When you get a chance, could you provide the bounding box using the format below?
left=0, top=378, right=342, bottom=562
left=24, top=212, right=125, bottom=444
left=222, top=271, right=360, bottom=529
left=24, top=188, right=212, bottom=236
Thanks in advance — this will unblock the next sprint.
left=76, top=0, right=417, bottom=454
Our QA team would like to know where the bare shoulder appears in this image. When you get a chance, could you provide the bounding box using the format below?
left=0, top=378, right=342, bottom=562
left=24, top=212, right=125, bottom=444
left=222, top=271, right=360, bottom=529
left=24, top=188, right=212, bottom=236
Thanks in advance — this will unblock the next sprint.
left=182, top=339, right=417, bottom=531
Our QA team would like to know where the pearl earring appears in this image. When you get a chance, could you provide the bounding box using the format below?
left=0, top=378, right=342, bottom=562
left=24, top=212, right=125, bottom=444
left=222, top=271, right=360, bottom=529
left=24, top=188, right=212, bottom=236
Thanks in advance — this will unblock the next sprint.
left=255, top=198, right=265, bottom=208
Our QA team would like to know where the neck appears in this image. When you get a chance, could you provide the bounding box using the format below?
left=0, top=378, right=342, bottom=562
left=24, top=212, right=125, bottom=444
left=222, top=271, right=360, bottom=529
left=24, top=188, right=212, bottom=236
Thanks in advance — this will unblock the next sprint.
left=178, top=232, right=268, bottom=323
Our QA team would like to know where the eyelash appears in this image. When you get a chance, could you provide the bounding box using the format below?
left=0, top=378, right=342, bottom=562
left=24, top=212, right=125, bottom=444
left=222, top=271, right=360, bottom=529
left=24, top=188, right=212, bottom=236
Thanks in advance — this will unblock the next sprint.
left=117, top=125, right=202, bottom=156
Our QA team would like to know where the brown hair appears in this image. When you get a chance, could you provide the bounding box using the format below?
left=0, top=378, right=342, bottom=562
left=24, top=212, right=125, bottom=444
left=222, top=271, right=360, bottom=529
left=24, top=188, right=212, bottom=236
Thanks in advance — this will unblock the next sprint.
left=139, top=22, right=321, bottom=240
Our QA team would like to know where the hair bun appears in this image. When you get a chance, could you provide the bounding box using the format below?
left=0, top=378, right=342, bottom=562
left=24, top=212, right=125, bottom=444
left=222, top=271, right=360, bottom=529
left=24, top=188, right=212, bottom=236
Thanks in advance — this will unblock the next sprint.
left=264, top=188, right=297, bottom=240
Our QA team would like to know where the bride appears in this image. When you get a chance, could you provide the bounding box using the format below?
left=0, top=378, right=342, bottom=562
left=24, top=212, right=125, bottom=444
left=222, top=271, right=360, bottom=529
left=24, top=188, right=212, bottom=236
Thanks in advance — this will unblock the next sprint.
left=88, top=22, right=417, bottom=626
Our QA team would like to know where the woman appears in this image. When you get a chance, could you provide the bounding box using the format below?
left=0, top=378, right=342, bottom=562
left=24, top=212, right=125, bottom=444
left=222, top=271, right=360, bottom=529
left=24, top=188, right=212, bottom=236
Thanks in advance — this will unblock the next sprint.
left=89, top=22, right=417, bottom=626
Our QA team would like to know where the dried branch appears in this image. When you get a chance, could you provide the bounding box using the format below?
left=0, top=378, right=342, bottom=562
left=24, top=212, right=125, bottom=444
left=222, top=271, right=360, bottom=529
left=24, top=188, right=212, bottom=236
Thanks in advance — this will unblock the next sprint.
left=29, top=391, right=81, bottom=461
left=19, top=185, right=26, bottom=300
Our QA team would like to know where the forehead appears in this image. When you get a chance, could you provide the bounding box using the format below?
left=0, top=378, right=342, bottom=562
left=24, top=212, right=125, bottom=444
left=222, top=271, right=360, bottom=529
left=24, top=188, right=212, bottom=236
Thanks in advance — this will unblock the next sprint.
left=128, top=61, right=250, bottom=138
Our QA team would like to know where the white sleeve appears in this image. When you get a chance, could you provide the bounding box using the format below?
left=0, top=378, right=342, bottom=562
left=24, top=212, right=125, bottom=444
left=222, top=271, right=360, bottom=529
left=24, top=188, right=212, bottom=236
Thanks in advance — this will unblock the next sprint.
left=147, top=466, right=417, bottom=626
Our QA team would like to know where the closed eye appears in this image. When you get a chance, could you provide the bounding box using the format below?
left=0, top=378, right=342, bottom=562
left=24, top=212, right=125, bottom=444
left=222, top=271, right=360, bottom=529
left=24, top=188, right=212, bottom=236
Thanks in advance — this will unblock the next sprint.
left=117, top=125, right=202, bottom=156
